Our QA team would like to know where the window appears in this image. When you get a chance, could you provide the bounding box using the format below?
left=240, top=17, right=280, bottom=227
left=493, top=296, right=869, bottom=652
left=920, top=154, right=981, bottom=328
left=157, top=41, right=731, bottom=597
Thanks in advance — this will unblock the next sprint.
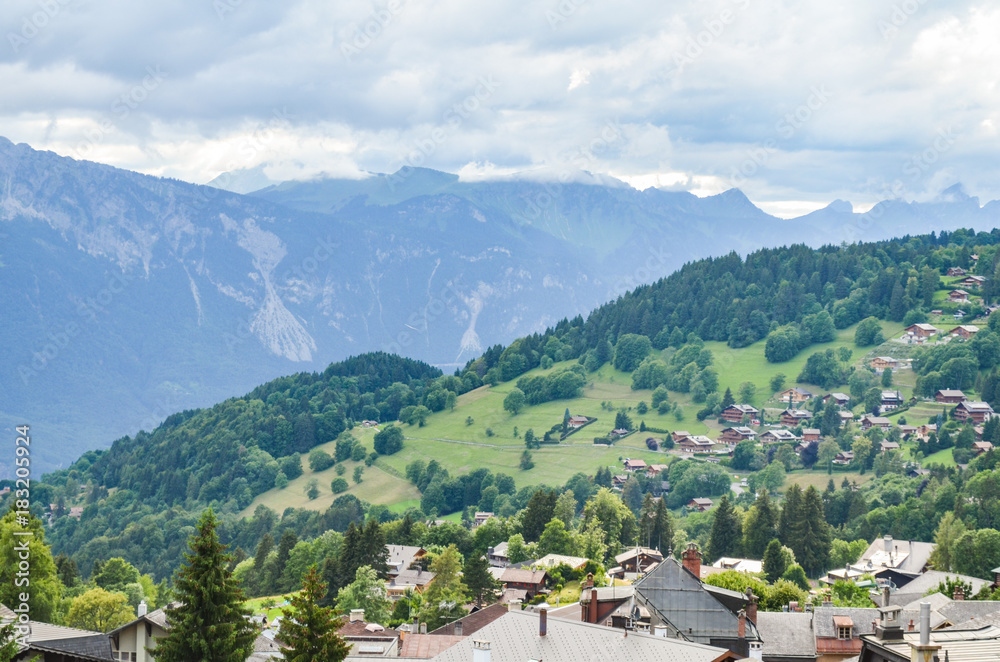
left=838, top=626, right=852, bottom=639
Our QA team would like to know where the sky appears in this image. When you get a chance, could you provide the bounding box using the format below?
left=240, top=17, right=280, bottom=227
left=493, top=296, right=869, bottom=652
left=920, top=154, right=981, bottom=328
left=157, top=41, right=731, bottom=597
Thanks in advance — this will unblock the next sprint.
left=2, top=0, right=998, bottom=217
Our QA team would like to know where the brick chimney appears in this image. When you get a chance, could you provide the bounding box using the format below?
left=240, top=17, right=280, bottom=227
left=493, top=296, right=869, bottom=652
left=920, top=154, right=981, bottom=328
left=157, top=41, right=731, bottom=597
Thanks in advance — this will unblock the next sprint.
left=539, top=608, right=547, bottom=637
left=349, top=609, right=365, bottom=622
left=738, top=609, right=746, bottom=638
left=585, top=573, right=598, bottom=624
left=454, top=619, right=463, bottom=636
left=682, top=542, right=702, bottom=578
left=745, top=588, right=758, bottom=625
left=953, top=585, right=965, bottom=601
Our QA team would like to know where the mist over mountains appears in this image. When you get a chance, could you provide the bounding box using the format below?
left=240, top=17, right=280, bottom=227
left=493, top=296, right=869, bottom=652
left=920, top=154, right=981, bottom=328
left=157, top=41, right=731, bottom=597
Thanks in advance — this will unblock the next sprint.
left=2, top=135, right=998, bottom=474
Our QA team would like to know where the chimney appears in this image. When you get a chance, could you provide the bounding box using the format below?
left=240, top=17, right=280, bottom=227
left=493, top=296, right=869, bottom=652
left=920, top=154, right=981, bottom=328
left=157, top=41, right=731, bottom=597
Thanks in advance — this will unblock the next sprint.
left=349, top=609, right=365, bottom=623
left=652, top=625, right=668, bottom=637
left=908, top=620, right=915, bottom=632
left=738, top=609, right=746, bottom=638
left=883, top=535, right=893, bottom=553
left=953, top=585, right=965, bottom=601
left=749, top=641, right=763, bottom=661
left=472, top=640, right=491, bottom=662
left=682, top=542, right=702, bottom=578
left=539, top=609, right=547, bottom=637
left=745, top=588, right=758, bottom=625
left=137, top=601, right=147, bottom=617
left=919, top=602, right=930, bottom=646
left=420, top=623, right=427, bottom=634
left=586, top=575, right=599, bottom=624
left=883, top=586, right=891, bottom=608
left=908, top=602, right=941, bottom=662
left=454, top=619, right=463, bottom=637
left=508, top=599, right=521, bottom=612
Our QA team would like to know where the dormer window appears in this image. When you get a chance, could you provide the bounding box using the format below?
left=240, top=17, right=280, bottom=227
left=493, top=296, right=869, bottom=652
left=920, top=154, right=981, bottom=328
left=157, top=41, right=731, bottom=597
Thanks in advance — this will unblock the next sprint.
left=833, top=615, right=854, bottom=639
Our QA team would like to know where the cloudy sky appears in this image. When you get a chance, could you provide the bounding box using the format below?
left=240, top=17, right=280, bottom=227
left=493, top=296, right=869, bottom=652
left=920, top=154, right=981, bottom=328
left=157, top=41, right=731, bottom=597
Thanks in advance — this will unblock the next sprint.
left=2, top=0, right=998, bottom=216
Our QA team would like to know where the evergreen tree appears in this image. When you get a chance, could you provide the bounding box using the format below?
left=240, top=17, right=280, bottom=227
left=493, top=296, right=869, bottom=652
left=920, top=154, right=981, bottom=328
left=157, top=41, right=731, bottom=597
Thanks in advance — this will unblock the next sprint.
left=154, top=509, right=256, bottom=662
left=763, top=539, right=791, bottom=583
left=707, top=495, right=742, bottom=561
left=521, top=490, right=557, bottom=542
left=792, top=486, right=832, bottom=577
left=253, top=532, right=275, bottom=593
left=742, top=491, right=779, bottom=558
left=0, top=620, right=19, bottom=661
left=281, top=566, right=350, bottom=662
left=778, top=484, right=803, bottom=548
left=462, top=553, right=501, bottom=607
left=651, top=498, right=674, bottom=553
left=721, top=387, right=735, bottom=409
left=418, top=546, right=468, bottom=630
left=271, top=529, right=298, bottom=593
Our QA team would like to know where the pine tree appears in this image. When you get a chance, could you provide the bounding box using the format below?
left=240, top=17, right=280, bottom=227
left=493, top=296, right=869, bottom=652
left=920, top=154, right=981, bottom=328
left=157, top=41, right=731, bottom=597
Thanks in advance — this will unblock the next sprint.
left=271, top=529, right=298, bottom=593
left=793, top=486, right=832, bottom=577
left=652, top=498, right=673, bottom=553
left=742, top=490, right=779, bottom=558
left=778, top=484, right=803, bottom=548
left=154, top=509, right=256, bottom=662
left=762, top=539, right=790, bottom=583
left=707, top=495, right=742, bottom=561
left=721, top=387, right=735, bottom=409
left=252, top=532, right=274, bottom=595
left=281, top=566, right=350, bottom=662
left=462, top=553, right=500, bottom=607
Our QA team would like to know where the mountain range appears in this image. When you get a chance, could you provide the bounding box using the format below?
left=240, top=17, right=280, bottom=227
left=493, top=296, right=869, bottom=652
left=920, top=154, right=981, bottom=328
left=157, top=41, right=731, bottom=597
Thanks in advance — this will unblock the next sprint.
left=2, top=135, right=999, bottom=474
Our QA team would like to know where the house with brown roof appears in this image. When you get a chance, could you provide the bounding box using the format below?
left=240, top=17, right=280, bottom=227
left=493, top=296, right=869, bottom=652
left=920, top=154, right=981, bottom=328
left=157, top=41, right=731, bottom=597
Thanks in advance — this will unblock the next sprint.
left=387, top=567, right=436, bottom=599
left=719, top=427, right=756, bottom=445
left=499, top=567, right=549, bottom=599
left=973, top=441, right=994, bottom=455
left=954, top=400, right=995, bottom=423
left=935, top=389, right=966, bottom=403
left=904, top=323, right=939, bottom=339
left=567, top=415, right=590, bottom=429
left=870, top=357, right=898, bottom=372
left=948, top=289, right=971, bottom=303
left=780, top=409, right=813, bottom=426
left=688, top=498, right=714, bottom=512
left=860, top=415, right=893, bottom=431
left=720, top=404, right=759, bottom=423
left=949, top=324, right=980, bottom=340
left=832, top=451, right=854, bottom=465
left=624, top=458, right=648, bottom=472
left=761, top=429, right=799, bottom=444
left=672, top=430, right=692, bottom=443
left=802, top=428, right=821, bottom=442
left=339, top=611, right=401, bottom=656
left=777, top=387, right=814, bottom=404
left=880, top=440, right=900, bottom=453
left=824, top=393, right=851, bottom=407
left=958, top=274, right=987, bottom=288
left=947, top=266, right=967, bottom=276
left=614, top=547, right=664, bottom=575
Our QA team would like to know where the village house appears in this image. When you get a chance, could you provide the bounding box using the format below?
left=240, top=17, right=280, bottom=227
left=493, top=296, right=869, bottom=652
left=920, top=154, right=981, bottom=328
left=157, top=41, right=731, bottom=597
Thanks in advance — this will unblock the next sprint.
left=832, top=451, right=854, bottom=465
left=904, top=323, right=939, bottom=339
left=870, top=357, right=898, bottom=372
left=880, top=440, right=900, bottom=453
left=688, top=497, right=714, bottom=512
left=880, top=390, right=904, bottom=410
left=898, top=425, right=917, bottom=437
left=954, top=400, right=995, bottom=423
left=777, top=387, right=814, bottom=404
left=720, top=404, right=759, bottom=423
left=473, top=512, right=494, bottom=528
left=499, top=567, right=549, bottom=600
left=973, top=441, right=994, bottom=455
left=646, top=463, right=669, bottom=477
left=947, top=266, right=967, bottom=276
left=612, top=547, right=664, bottom=578
left=719, top=426, right=756, bottom=444
left=958, top=274, right=987, bottom=288
left=387, top=567, right=436, bottom=600
left=935, top=389, right=966, bottom=403
left=948, top=288, right=970, bottom=303
left=387, top=545, right=427, bottom=577
left=860, top=415, right=893, bottom=431
left=679, top=435, right=714, bottom=453
left=488, top=542, right=510, bottom=568
left=567, top=415, right=590, bottom=429
left=780, top=409, right=814, bottom=426
left=916, top=423, right=938, bottom=438
left=802, top=428, right=821, bottom=442
left=338, top=611, right=402, bottom=657
left=624, top=458, right=648, bottom=472
left=824, top=392, right=851, bottom=407
left=949, top=324, right=980, bottom=340
left=673, top=430, right=692, bottom=443
left=761, top=429, right=800, bottom=443
left=838, top=410, right=855, bottom=423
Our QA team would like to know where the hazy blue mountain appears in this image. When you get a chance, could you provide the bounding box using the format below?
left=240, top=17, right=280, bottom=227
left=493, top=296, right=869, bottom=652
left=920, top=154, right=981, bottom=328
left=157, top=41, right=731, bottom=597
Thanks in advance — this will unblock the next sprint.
left=2, top=136, right=998, bottom=474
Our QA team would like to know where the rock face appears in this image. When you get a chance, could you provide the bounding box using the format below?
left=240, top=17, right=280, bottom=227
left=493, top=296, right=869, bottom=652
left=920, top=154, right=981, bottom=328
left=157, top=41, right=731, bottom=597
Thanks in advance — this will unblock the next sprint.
left=2, top=136, right=998, bottom=473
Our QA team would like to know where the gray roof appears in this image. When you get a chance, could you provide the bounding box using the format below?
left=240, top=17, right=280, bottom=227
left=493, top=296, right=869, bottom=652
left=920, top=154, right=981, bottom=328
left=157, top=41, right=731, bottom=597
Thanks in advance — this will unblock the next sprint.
left=861, top=624, right=1000, bottom=660
left=938, top=601, right=1000, bottom=627
left=387, top=545, right=424, bottom=572
left=887, top=571, right=988, bottom=606
left=755, top=612, right=816, bottom=658
left=427, top=611, right=729, bottom=662
left=390, top=568, right=436, bottom=587
left=857, top=537, right=935, bottom=576
left=813, top=607, right=879, bottom=638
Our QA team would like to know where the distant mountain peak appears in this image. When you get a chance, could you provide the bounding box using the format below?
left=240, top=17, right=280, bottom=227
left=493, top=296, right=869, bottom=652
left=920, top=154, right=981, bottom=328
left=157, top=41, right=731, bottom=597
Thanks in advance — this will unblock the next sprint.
left=825, top=199, right=854, bottom=214
left=936, top=183, right=973, bottom=204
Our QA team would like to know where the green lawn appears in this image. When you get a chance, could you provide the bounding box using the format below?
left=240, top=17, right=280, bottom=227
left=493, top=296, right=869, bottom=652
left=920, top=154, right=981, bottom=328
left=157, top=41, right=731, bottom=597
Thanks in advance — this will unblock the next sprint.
left=783, top=469, right=871, bottom=492
left=922, top=447, right=958, bottom=467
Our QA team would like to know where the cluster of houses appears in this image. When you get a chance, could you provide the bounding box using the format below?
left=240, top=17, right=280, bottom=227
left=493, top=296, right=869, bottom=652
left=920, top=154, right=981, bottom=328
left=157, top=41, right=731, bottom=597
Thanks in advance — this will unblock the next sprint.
left=902, top=322, right=983, bottom=344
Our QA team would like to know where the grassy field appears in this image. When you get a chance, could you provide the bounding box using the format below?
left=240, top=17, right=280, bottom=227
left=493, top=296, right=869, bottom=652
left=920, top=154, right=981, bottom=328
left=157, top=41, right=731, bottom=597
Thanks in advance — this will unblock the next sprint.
left=783, top=469, right=871, bottom=492
left=243, top=318, right=903, bottom=516
left=922, top=447, right=958, bottom=467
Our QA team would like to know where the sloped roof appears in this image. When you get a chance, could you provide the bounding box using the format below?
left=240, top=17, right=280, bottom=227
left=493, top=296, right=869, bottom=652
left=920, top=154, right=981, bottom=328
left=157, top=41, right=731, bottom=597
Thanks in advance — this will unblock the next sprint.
left=755, top=612, right=816, bottom=659
left=500, top=568, right=547, bottom=584
left=426, top=611, right=729, bottom=662
left=431, top=603, right=510, bottom=636
left=401, top=633, right=465, bottom=658
left=814, top=607, right=878, bottom=638
left=887, top=571, right=988, bottom=606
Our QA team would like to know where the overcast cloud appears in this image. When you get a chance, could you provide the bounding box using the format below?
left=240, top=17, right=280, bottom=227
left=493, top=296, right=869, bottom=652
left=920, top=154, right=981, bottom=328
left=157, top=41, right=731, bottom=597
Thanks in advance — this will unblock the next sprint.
left=2, top=0, right=998, bottom=216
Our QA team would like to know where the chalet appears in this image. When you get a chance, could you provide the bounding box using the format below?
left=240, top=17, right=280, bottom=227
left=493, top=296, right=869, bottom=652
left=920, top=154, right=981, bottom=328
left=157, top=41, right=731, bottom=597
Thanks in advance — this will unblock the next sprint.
left=777, top=387, right=814, bottom=404
left=646, top=463, right=670, bottom=476
left=633, top=543, right=763, bottom=657
left=839, top=410, right=855, bottom=422
left=931, top=309, right=943, bottom=315
left=613, top=547, right=664, bottom=576
left=898, top=424, right=918, bottom=437
left=687, top=497, right=714, bottom=512
left=719, top=426, right=756, bottom=444
left=672, top=430, right=692, bottom=443
left=761, top=429, right=799, bottom=443
left=711, top=557, right=764, bottom=574
left=499, top=567, right=549, bottom=599
left=948, top=288, right=970, bottom=303
left=880, top=390, right=904, bottom=410
left=904, top=323, right=939, bottom=339
left=802, top=428, right=821, bottom=442
left=794, top=441, right=812, bottom=455
left=916, top=423, right=938, bottom=437
left=612, top=474, right=629, bottom=487
left=720, top=404, right=758, bottom=423
left=871, top=356, right=898, bottom=372
left=473, top=512, right=494, bottom=528
left=387, top=567, right=436, bottom=599
left=338, top=613, right=401, bottom=657
left=488, top=542, right=510, bottom=567
left=824, top=392, right=851, bottom=407
left=567, top=415, right=590, bottom=429
left=973, top=441, right=994, bottom=455
left=959, top=274, right=987, bottom=288
left=947, top=266, right=967, bottom=276
left=780, top=408, right=813, bottom=426
left=949, top=324, right=980, bottom=340
left=860, top=415, right=893, bottom=430
left=678, top=435, right=714, bottom=453
left=386, top=544, right=426, bottom=576
left=954, top=400, right=995, bottom=423
left=361, top=419, right=379, bottom=428
left=610, top=428, right=631, bottom=439
left=624, top=458, right=648, bottom=472
left=832, top=451, right=854, bottom=465
left=935, top=389, right=966, bottom=403
left=880, top=440, right=900, bottom=453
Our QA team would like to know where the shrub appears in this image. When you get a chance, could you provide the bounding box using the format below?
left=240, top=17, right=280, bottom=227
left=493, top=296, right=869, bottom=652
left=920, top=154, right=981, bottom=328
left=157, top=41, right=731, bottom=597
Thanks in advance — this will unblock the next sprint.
left=331, top=478, right=349, bottom=493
